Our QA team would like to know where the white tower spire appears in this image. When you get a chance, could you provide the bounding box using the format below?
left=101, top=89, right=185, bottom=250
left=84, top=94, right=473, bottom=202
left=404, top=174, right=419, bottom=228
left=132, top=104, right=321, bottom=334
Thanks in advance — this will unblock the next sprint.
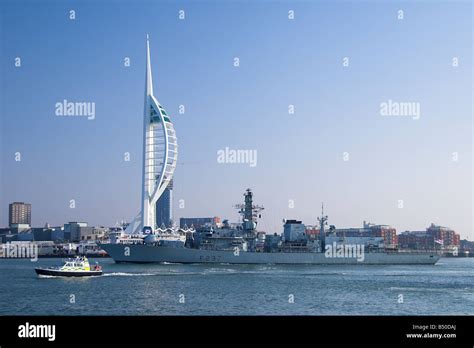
left=127, top=35, right=178, bottom=234
left=145, top=34, right=153, bottom=96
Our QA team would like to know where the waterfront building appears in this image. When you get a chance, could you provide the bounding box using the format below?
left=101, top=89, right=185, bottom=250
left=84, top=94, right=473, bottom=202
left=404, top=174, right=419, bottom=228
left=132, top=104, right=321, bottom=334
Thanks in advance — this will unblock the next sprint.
left=460, top=239, right=474, bottom=256
left=17, top=231, right=34, bottom=241
left=398, top=224, right=460, bottom=250
left=14, top=226, right=64, bottom=242
left=305, top=221, right=397, bottom=247
left=64, top=222, right=88, bottom=242
left=8, top=202, right=31, bottom=227
left=9, top=224, right=30, bottom=234
left=398, top=231, right=433, bottom=249
left=363, top=222, right=398, bottom=247
left=32, top=227, right=52, bottom=241
left=156, top=179, right=173, bottom=227
left=51, top=228, right=65, bottom=242
left=78, top=226, right=108, bottom=241
left=426, top=223, right=460, bottom=246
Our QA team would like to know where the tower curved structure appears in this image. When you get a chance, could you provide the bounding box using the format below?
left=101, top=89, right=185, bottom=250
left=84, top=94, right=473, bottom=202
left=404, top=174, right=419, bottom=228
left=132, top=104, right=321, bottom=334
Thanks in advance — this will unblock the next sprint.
left=126, top=35, right=178, bottom=234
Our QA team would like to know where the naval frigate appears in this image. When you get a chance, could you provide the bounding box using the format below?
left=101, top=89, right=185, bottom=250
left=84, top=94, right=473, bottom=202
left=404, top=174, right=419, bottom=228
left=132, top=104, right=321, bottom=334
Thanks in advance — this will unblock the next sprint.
left=100, top=189, right=440, bottom=265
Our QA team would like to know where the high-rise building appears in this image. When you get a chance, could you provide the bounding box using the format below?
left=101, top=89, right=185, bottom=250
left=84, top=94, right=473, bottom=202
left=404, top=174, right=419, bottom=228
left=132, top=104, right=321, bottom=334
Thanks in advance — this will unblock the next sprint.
left=156, top=179, right=173, bottom=227
left=8, top=202, right=31, bottom=226
left=125, top=35, right=178, bottom=234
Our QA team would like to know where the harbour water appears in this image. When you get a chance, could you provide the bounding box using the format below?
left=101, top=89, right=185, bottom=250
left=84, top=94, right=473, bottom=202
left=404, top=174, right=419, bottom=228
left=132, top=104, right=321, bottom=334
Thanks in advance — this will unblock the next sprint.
left=0, top=258, right=472, bottom=315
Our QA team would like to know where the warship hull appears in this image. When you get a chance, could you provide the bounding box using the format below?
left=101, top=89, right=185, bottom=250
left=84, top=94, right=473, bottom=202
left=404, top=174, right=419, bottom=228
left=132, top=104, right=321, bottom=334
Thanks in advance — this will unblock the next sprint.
left=99, top=244, right=440, bottom=265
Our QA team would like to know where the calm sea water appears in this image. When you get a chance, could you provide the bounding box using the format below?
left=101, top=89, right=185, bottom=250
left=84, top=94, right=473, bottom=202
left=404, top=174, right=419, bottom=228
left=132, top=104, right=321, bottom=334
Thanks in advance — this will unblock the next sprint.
left=0, top=257, right=472, bottom=315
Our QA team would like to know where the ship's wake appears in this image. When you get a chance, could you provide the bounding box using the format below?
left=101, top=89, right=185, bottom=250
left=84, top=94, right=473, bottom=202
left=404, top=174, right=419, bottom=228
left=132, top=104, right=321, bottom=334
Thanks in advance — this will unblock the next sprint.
left=103, top=272, right=157, bottom=277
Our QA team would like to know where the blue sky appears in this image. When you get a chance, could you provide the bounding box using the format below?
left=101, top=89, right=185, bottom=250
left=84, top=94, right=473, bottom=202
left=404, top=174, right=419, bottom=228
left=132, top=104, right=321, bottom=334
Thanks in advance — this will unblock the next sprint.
left=0, top=0, right=472, bottom=239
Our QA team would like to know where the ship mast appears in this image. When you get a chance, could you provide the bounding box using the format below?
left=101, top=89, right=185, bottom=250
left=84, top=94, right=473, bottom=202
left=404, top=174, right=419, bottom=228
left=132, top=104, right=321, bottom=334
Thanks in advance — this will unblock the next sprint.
left=234, top=188, right=264, bottom=231
left=317, top=202, right=328, bottom=252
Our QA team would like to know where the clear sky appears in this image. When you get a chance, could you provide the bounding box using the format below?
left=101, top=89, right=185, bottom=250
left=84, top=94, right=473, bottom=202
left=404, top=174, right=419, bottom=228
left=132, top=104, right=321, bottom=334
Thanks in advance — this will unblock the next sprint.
left=0, top=0, right=472, bottom=239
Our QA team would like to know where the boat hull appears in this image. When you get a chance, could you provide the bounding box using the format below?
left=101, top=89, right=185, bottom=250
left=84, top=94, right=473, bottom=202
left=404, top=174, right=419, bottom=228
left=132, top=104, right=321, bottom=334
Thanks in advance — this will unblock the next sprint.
left=35, top=268, right=103, bottom=277
left=99, top=243, right=440, bottom=265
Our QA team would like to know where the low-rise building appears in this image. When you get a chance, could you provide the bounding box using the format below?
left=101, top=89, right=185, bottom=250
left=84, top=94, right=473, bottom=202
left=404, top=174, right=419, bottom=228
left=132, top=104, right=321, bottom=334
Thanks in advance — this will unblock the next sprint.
left=78, top=226, right=108, bottom=241
left=64, top=222, right=88, bottom=242
left=460, top=239, right=474, bottom=256
left=426, top=223, right=460, bottom=246
left=9, top=224, right=30, bottom=234
left=398, top=231, right=433, bottom=249
left=398, top=223, right=460, bottom=250
left=305, top=221, right=397, bottom=248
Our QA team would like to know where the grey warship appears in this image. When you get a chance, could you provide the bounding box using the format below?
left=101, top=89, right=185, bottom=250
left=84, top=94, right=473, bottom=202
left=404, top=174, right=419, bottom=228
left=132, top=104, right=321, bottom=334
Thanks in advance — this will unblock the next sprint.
left=100, top=189, right=440, bottom=265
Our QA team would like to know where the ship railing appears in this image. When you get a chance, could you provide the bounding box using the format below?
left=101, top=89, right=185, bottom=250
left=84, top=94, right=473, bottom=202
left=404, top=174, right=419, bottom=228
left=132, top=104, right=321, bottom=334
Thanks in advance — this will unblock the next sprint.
left=383, top=249, right=441, bottom=254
